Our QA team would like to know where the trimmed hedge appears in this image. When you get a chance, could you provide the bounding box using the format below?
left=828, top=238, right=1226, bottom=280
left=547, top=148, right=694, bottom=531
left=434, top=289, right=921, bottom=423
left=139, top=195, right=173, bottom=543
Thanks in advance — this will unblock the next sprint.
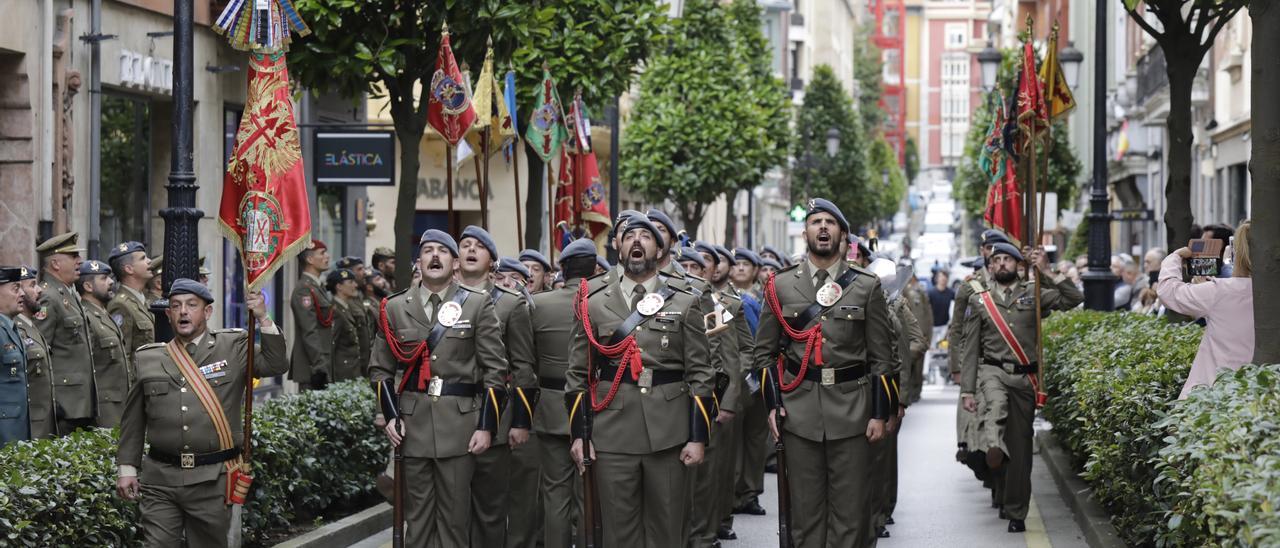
left=0, top=380, right=388, bottom=547
left=1045, top=311, right=1280, bottom=546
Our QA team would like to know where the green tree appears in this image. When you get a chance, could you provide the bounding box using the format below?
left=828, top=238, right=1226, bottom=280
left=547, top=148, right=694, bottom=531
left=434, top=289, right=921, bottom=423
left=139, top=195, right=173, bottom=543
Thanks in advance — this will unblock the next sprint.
left=621, top=0, right=788, bottom=236
left=793, top=65, right=875, bottom=228
left=952, top=48, right=1081, bottom=229
left=869, top=136, right=907, bottom=220
left=288, top=1, right=666, bottom=285
left=903, top=136, right=920, bottom=185
left=1124, top=0, right=1246, bottom=249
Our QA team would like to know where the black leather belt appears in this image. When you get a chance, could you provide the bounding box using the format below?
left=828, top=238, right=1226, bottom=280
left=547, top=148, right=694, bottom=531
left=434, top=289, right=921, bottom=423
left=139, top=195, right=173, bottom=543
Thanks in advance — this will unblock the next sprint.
left=983, top=359, right=1038, bottom=374
left=597, top=365, right=684, bottom=386
left=785, top=361, right=868, bottom=386
left=403, top=379, right=478, bottom=397
left=539, top=376, right=566, bottom=391
left=149, top=447, right=240, bottom=469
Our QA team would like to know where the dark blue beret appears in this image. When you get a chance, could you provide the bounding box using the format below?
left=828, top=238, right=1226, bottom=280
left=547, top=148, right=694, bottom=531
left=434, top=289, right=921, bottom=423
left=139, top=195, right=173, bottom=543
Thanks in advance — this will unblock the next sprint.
left=518, top=249, right=551, bottom=270
left=595, top=256, right=611, bottom=271
left=761, top=258, right=783, bottom=270
left=616, top=213, right=665, bottom=250
left=419, top=229, right=459, bottom=257
left=675, top=247, right=707, bottom=269
left=336, top=256, right=364, bottom=269
left=805, top=198, right=850, bottom=235
left=734, top=248, right=763, bottom=267
left=560, top=239, right=598, bottom=261
left=108, top=241, right=147, bottom=264
left=169, top=278, right=214, bottom=303
left=497, top=257, right=531, bottom=279
left=989, top=242, right=1024, bottom=262
left=0, top=267, right=22, bottom=284
left=646, top=209, right=677, bottom=243
left=460, top=225, right=499, bottom=262
left=78, top=260, right=113, bottom=277
left=713, top=245, right=734, bottom=265
left=982, top=229, right=1012, bottom=246
left=326, top=268, right=356, bottom=287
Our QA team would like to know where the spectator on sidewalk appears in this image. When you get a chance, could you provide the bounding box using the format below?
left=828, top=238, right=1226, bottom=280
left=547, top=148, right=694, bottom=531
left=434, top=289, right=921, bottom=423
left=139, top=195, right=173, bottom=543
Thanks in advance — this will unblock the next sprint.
left=1111, top=255, right=1136, bottom=310
left=927, top=270, right=954, bottom=330
left=1142, top=248, right=1167, bottom=289
left=1201, top=223, right=1236, bottom=278
left=1157, top=220, right=1254, bottom=399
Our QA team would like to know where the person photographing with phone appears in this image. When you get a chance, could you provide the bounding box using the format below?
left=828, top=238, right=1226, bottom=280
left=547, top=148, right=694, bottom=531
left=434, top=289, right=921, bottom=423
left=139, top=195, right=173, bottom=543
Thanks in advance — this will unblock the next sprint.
left=1157, top=219, right=1254, bottom=399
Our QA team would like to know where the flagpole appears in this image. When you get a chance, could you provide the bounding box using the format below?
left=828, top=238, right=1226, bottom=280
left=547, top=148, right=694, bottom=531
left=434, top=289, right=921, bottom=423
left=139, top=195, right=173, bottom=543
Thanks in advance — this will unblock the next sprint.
left=477, top=130, right=490, bottom=230
left=447, top=142, right=456, bottom=234
left=243, top=307, right=255, bottom=462
left=513, top=142, right=524, bottom=246
left=547, top=161, right=555, bottom=261
left=1026, top=16, right=1046, bottom=404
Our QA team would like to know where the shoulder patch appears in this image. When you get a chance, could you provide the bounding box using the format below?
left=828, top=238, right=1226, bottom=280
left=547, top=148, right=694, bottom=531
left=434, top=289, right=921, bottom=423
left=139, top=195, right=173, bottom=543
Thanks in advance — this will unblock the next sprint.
left=137, top=342, right=167, bottom=352
left=111, top=314, right=124, bottom=327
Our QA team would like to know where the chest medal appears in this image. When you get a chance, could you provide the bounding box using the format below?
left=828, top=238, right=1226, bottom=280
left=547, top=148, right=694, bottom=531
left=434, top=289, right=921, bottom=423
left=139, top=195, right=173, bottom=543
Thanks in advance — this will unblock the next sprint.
left=636, top=293, right=665, bottom=316
left=816, top=281, right=843, bottom=307
left=437, top=301, right=463, bottom=328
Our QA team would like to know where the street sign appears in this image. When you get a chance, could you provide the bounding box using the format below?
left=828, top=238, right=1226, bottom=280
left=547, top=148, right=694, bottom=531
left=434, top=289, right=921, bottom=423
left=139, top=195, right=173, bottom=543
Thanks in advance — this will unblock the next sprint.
left=789, top=204, right=807, bottom=222
left=314, top=131, right=396, bottom=185
left=1111, top=208, right=1154, bottom=222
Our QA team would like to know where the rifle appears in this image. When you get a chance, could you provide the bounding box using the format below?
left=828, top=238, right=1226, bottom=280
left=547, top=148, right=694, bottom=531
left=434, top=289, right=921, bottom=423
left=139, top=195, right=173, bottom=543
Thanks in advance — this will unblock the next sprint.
left=581, top=401, right=602, bottom=547
left=763, top=364, right=794, bottom=548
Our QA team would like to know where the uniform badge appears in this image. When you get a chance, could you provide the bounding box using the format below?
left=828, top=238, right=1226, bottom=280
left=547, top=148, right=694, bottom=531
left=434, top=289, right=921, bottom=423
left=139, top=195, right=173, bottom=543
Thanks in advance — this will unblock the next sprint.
left=23, top=338, right=35, bottom=347
left=199, top=360, right=229, bottom=379
left=300, top=295, right=313, bottom=308
left=816, top=281, right=842, bottom=307
left=636, top=293, right=665, bottom=316
left=437, top=301, right=463, bottom=327
left=638, top=368, right=654, bottom=392
left=33, top=309, right=46, bottom=321
left=111, top=314, right=124, bottom=328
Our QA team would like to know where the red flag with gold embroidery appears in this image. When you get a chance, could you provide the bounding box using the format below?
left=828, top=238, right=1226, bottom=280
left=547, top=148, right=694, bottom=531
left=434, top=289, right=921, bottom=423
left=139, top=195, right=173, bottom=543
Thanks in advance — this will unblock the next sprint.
left=218, top=52, right=312, bottom=292
left=983, top=157, right=1023, bottom=247
left=427, top=24, right=477, bottom=146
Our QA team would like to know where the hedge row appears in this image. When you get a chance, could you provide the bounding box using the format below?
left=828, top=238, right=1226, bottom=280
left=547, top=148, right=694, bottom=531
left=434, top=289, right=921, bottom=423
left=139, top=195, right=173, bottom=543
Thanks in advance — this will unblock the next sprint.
left=1044, top=310, right=1280, bottom=546
left=0, top=380, right=388, bottom=547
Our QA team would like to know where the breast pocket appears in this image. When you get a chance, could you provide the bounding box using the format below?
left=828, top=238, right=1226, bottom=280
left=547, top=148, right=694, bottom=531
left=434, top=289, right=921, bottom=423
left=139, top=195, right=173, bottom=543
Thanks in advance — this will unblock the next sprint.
left=444, top=327, right=475, bottom=361
left=828, top=305, right=867, bottom=346
left=98, top=331, right=123, bottom=361
left=143, top=380, right=171, bottom=419
left=62, top=316, right=82, bottom=330
left=1, top=352, right=23, bottom=389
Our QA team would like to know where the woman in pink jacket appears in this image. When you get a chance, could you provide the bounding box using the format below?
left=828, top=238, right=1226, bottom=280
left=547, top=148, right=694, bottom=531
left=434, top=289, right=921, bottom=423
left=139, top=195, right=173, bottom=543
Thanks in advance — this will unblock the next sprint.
left=1157, top=220, right=1254, bottom=399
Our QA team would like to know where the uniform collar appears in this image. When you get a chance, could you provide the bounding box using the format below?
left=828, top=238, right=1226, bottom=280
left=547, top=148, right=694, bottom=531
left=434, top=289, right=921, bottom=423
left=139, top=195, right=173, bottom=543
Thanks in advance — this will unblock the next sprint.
left=123, top=284, right=147, bottom=306
left=303, top=271, right=324, bottom=287
left=806, top=257, right=845, bottom=286
left=619, top=272, right=659, bottom=304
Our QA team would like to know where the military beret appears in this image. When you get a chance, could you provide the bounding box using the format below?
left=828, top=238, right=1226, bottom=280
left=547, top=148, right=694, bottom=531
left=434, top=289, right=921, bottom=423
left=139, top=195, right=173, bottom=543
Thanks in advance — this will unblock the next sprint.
left=646, top=209, right=677, bottom=243
left=675, top=247, right=707, bottom=269
left=367, top=268, right=385, bottom=279
left=418, top=229, right=459, bottom=257
left=372, top=247, right=394, bottom=260
left=734, top=248, right=763, bottom=267
left=713, top=245, right=734, bottom=265
left=108, top=241, right=147, bottom=264
left=761, top=258, right=783, bottom=270
left=595, top=256, right=611, bottom=272
left=761, top=245, right=790, bottom=265
left=0, top=267, right=23, bottom=284
left=497, top=257, right=531, bottom=279
left=693, top=241, right=720, bottom=264
left=310, top=239, right=328, bottom=251
left=981, top=229, right=1012, bottom=247
left=855, top=239, right=871, bottom=260
left=17, top=265, right=36, bottom=281
left=989, top=242, right=1024, bottom=262
left=326, top=268, right=356, bottom=287
left=518, top=249, right=552, bottom=270
left=336, top=256, right=364, bottom=269
left=560, top=239, right=598, bottom=261
left=608, top=209, right=644, bottom=241
left=460, top=225, right=499, bottom=262
left=36, top=232, right=84, bottom=257
left=169, top=278, right=214, bottom=304
left=78, top=260, right=112, bottom=277
left=616, top=213, right=665, bottom=250
left=805, top=198, right=850, bottom=235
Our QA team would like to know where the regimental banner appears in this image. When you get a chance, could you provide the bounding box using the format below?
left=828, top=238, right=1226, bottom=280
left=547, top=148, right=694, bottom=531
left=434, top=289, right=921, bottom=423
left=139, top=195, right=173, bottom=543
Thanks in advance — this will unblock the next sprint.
left=426, top=24, right=477, bottom=147
left=218, top=52, right=312, bottom=291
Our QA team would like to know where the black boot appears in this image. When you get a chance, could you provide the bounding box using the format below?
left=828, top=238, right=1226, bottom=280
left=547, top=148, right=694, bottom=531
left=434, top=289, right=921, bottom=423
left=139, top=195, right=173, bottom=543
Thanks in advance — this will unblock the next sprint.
left=716, top=525, right=737, bottom=540
left=1008, top=519, right=1026, bottom=533
left=733, top=499, right=767, bottom=516
left=876, top=526, right=891, bottom=538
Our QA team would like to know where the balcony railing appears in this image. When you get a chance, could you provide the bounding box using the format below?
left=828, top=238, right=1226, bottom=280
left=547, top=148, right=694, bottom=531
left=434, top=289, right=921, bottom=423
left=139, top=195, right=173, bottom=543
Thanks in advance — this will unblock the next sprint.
left=1136, top=46, right=1168, bottom=100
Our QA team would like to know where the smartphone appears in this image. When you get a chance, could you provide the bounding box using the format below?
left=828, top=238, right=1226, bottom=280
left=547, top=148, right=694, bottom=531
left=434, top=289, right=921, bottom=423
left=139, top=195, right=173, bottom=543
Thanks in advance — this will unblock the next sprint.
left=1186, top=238, right=1224, bottom=278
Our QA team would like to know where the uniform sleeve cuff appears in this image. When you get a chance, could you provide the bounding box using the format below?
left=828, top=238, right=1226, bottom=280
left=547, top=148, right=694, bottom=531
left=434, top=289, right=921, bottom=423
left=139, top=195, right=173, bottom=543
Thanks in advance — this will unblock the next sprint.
left=118, top=464, right=138, bottom=478
left=258, top=322, right=280, bottom=335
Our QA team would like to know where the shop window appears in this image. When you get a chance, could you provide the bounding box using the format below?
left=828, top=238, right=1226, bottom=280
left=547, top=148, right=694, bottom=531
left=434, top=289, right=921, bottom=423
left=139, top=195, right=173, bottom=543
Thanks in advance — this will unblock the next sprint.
left=100, top=93, right=151, bottom=250
left=316, top=186, right=347, bottom=258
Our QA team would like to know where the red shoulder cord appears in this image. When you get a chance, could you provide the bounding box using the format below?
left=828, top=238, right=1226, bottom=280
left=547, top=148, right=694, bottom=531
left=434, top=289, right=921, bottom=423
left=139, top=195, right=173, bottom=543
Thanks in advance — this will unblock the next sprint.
left=378, top=297, right=432, bottom=392
left=762, top=273, right=825, bottom=393
left=575, top=279, right=642, bottom=412
left=310, top=288, right=335, bottom=328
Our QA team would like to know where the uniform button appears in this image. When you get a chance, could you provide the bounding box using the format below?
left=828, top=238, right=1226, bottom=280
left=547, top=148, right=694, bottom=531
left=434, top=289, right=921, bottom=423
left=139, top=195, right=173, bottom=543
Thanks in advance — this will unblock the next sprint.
left=431, top=355, right=438, bottom=361
left=182, top=425, right=189, bottom=431
left=181, top=406, right=188, bottom=412
left=180, top=387, right=187, bottom=393
left=62, top=378, right=68, bottom=383
left=636, top=326, right=643, bottom=331
left=821, top=315, right=827, bottom=321
left=183, top=445, right=190, bottom=450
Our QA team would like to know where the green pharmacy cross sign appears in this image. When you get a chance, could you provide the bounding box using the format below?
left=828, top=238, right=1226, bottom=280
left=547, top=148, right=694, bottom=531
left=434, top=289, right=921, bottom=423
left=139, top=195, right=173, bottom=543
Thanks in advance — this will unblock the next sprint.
left=789, top=204, right=807, bottom=222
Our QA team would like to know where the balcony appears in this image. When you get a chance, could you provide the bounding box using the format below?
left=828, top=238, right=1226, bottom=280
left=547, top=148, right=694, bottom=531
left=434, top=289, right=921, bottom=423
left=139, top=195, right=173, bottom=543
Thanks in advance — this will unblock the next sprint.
left=1136, top=46, right=1168, bottom=101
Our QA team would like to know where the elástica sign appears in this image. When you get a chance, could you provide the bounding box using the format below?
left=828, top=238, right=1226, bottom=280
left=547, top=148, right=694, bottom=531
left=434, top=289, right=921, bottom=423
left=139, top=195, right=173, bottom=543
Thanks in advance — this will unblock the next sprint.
left=314, top=131, right=395, bottom=185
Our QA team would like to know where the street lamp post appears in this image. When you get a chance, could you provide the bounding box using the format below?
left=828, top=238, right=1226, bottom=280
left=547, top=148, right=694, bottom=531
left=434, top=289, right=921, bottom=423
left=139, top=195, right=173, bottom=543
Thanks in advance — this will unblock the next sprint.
left=978, top=41, right=1002, bottom=91
left=150, top=0, right=203, bottom=337
left=1081, top=0, right=1117, bottom=310
left=799, top=127, right=840, bottom=201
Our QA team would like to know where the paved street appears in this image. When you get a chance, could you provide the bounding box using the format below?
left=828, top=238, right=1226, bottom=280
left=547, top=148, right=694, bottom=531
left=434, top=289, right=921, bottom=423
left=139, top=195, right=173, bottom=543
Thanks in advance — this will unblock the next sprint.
left=351, top=384, right=1089, bottom=548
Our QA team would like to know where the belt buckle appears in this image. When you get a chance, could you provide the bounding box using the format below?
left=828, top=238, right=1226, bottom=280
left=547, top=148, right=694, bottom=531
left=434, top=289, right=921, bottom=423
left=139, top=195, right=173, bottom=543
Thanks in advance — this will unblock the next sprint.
left=821, top=367, right=836, bottom=386
left=180, top=453, right=195, bottom=469
left=428, top=377, right=444, bottom=399
left=638, top=368, right=653, bottom=393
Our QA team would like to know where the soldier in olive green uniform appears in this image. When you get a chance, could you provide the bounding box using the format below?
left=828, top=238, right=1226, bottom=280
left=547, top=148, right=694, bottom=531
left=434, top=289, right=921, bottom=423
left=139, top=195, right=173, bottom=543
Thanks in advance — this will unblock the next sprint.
left=107, top=242, right=156, bottom=366
left=337, top=256, right=380, bottom=355
left=0, top=266, right=31, bottom=446
left=372, top=230, right=509, bottom=548
left=116, top=280, right=287, bottom=548
left=290, top=240, right=333, bottom=389
left=678, top=245, right=754, bottom=546
left=77, top=260, right=132, bottom=428
left=960, top=243, right=1082, bottom=532
left=15, top=266, right=56, bottom=438
left=328, top=269, right=371, bottom=381
left=530, top=240, right=598, bottom=547
left=756, top=200, right=894, bottom=548
left=950, top=230, right=1006, bottom=485
left=904, top=276, right=933, bottom=404
left=566, top=214, right=714, bottom=548
left=456, top=227, right=540, bottom=548
left=146, top=255, right=164, bottom=303
left=35, top=232, right=99, bottom=433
